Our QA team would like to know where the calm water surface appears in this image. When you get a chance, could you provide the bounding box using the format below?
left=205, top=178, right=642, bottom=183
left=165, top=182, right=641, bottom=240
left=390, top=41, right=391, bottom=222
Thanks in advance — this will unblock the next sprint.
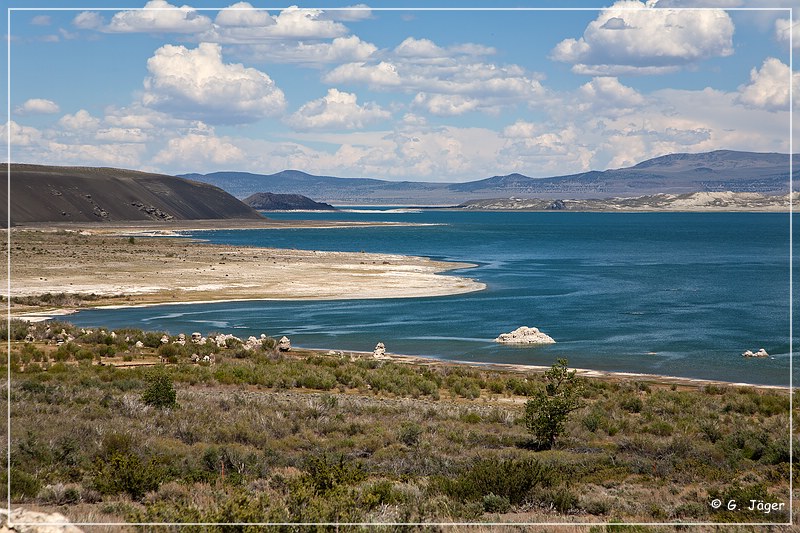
left=70, top=210, right=797, bottom=386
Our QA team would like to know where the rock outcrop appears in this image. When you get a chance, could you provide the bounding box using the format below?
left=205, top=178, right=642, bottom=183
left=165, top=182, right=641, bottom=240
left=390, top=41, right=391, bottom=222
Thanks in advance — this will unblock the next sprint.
left=373, top=342, right=386, bottom=358
left=494, top=326, right=555, bottom=345
left=0, top=508, right=83, bottom=533
left=278, top=336, right=291, bottom=351
left=743, top=348, right=769, bottom=358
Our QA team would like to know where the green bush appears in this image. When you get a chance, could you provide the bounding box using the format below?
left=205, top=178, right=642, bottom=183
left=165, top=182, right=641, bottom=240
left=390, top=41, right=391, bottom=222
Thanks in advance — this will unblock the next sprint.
left=302, top=454, right=367, bottom=495
left=524, top=359, right=584, bottom=449
left=92, top=452, right=166, bottom=500
left=434, top=457, right=555, bottom=505
left=483, top=492, right=511, bottom=513
left=141, top=371, right=177, bottom=408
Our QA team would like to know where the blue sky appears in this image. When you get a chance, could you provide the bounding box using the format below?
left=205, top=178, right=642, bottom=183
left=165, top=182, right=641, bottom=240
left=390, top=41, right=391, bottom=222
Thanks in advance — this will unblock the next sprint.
left=3, top=1, right=797, bottom=181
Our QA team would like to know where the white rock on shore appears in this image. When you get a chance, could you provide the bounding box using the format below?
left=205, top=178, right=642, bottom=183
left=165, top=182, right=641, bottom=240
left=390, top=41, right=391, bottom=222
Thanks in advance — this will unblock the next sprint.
left=1, top=508, right=83, bottom=533
left=494, top=326, right=555, bottom=345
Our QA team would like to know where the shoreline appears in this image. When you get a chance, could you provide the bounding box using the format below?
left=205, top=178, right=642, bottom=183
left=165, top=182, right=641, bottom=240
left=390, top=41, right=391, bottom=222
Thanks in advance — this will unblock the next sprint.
left=8, top=229, right=485, bottom=313
left=297, top=347, right=789, bottom=391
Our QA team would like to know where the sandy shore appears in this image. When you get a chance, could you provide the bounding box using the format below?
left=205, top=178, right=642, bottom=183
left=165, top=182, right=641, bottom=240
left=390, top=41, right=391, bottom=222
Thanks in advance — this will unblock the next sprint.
left=5, top=226, right=485, bottom=317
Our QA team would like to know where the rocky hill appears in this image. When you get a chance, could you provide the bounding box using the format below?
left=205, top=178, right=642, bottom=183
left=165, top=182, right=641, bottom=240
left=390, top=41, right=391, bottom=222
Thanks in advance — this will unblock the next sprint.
left=181, top=150, right=798, bottom=205
left=1, top=164, right=265, bottom=226
left=243, top=192, right=336, bottom=211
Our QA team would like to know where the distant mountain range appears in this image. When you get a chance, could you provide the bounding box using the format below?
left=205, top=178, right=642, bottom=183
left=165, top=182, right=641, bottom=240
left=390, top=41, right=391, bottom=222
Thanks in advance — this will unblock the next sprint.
left=2, top=164, right=264, bottom=226
left=180, top=150, right=799, bottom=205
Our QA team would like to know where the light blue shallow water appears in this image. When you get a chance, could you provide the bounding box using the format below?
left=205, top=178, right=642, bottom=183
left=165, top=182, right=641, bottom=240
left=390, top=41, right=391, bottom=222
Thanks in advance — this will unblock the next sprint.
left=69, top=210, right=797, bottom=386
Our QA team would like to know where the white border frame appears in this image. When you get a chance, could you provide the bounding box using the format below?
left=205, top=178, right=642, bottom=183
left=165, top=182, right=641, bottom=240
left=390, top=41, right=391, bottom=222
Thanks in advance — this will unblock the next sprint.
left=5, top=4, right=795, bottom=528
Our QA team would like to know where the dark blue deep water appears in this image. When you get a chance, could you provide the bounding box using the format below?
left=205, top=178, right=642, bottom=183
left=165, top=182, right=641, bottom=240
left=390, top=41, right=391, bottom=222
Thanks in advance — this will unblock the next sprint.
left=70, top=210, right=797, bottom=386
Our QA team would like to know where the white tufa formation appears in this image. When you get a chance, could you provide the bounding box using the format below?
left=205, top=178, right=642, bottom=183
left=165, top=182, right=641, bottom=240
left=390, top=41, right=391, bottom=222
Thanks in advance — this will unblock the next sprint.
left=494, top=326, right=555, bottom=345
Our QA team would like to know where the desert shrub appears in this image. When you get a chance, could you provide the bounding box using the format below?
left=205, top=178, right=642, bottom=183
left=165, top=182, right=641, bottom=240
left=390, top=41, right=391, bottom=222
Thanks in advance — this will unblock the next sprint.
left=361, top=479, right=405, bottom=509
left=8, top=470, right=41, bottom=499
left=0, top=319, right=31, bottom=341
left=302, top=454, right=367, bottom=495
left=524, top=359, right=584, bottom=449
left=398, top=421, right=423, bottom=447
left=92, top=452, right=167, bottom=500
left=505, top=377, right=538, bottom=396
left=619, top=395, right=643, bottom=413
left=141, top=370, right=177, bottom=408
left=433, top=457, right=555, bottom=505
left=483, top=492, right=511, bottom=513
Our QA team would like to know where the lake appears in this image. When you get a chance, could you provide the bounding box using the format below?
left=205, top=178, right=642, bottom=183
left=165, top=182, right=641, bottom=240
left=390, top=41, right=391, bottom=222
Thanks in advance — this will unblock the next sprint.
left=69, top=210, right=797, bottom=386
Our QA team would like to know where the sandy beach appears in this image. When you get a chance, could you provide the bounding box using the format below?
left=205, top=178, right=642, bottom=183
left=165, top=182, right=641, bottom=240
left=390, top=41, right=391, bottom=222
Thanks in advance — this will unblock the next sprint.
left=5, top=225, right=485, bottom=318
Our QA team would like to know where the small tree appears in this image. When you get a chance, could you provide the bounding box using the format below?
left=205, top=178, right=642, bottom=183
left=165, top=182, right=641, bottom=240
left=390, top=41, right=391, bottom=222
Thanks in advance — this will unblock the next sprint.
left=524, top=359, right=583, bottom=450
left=141, top=370, right=177, bottom=409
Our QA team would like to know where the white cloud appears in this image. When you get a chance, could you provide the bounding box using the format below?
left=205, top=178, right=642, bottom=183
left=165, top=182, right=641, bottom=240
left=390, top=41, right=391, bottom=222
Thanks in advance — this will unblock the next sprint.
left=152, top=133, right=245, bottom=167
left=287, top=88, right=390, bottom=131
left=552, top=0, right=734, bottom=75
left=58, top=110, right=101, bottom=131
left=72, top=11, right=104, bottom=30
left=95, top=128, right=149, bottom=143
left=229, top=35, right=376, bottom=66
left=395, top=37, right=445, bottom=58
left=200, top=5, right=348, bottom=42
left=325, top=61, right=403, bottom=88
left=142, top=42, right=286, bottom=124
left=579, top=77, right=644, bottom=106
left=1, top=121, right=43, bottom=147
left=31, top=16, right=52, bottom=26
left=737, top=57, right=799, bottom=112
left=214, top=2, right=273, bottom=27
left=14, top=98, right=60, bottom=115
left=412, top=93, right=481, bottom=116
left=324, top=41, right=546, bottom=115
left=775, top=18, right=800, bottom=50
left=104, top=0, right=212, bottom=33
left=42, top=141, right=145, bottom=168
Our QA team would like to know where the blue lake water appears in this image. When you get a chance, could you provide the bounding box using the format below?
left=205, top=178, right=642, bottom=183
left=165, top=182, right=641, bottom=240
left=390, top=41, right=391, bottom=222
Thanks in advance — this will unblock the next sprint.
left=69, top=210, right=797, bottom=386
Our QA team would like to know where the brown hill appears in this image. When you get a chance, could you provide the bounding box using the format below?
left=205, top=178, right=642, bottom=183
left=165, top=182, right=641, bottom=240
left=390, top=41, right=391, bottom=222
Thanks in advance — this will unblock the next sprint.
left=0, top=164, right=265, bottom=226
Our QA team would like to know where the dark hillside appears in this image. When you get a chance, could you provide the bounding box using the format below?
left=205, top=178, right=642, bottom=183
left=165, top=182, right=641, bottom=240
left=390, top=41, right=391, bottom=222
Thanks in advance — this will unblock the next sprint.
left=0, top=164, right=264, bottom=226
left=243, top=192, right=336, bottom=211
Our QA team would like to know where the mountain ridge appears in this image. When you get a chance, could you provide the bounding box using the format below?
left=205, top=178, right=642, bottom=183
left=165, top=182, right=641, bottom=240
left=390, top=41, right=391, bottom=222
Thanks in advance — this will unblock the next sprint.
left=180, top=150, right=798, bottom=205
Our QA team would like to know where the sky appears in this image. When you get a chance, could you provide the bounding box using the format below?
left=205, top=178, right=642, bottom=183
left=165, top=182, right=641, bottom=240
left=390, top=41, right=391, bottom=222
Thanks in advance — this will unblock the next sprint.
left=2, top=0, right=798, bottom=181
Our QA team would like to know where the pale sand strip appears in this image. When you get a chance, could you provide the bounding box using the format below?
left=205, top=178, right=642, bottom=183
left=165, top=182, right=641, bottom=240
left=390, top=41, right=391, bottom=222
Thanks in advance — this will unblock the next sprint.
left=7, top=229, right=485, bottom=318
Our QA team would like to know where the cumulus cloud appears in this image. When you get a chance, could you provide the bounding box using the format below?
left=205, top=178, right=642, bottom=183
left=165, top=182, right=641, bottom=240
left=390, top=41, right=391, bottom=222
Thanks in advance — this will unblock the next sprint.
left=152, top=133, right=245, bottom=167
left=103, top=0, right=212, bottom=33
left=72, top=11, right=104, bottom=30
left=395, top=37, right=445, bottom=58
left=1, top=121, right=43, bottom=147
left=214, top=2, right=273, bottom=27
left=199, top=5, right=348, bottom=42
left=412, top=94, right=482, bottom=116
left=31, top=16, right=52, bottom=26
left=287, top=88, right=390, bottom=131
left=142, top=42, right=286, bottom=124
left=14, top=98, right=60, bottom=115
left=737, top=57, right=799, bottom=112
left=324, top=38, right=546, bottom=116
left=58, top=110, right=101, bottom=131
left=551, top=0, right=734, bottom=75
left=775, top=18, right=799, bottom=49
left=230, top=35, right=376, bottom=66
